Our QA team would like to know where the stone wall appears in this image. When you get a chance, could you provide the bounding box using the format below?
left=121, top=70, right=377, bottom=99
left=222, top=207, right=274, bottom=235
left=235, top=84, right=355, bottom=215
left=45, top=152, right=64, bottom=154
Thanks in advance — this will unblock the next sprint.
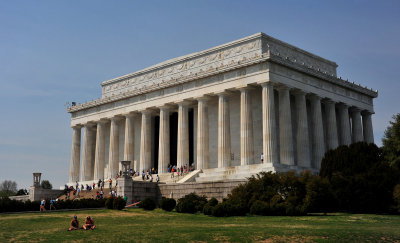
left=158, top=180, right=246, bottom=201
left=29, top=187, right=64, bottom=202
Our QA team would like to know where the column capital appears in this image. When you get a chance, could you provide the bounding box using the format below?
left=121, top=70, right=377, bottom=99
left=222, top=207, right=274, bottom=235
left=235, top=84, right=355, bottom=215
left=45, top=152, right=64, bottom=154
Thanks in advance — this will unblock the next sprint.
left=214, top=90, right=234, bottom=98
left=158, top=104, right=174, bottom=111
left=349, top=107, right=362, bottom=113
left=109, top=116, right=123, bottom=122
left=139, top=109, right=154, bottom=115
left=337, top=103, right=349, bottom=109
left=322, top=98, right=336, bottom=105
left=193, top=95, right=212, bottom=102
left=260, top=81, right=277, bottom=88
left=291, top=89, right=308, bottom=96
left=175, top=100, right=192, bottom=107
left=95, top=118, right=109, bottom=125
left=275, top=84, right=291, bottom=91
left=71, top=124, right=83, bottom=129
left=361, top=110, right=374, bottom=116
left=122, top=112, right=137, bottom=118
left=308, top=93, right=322, bottom=101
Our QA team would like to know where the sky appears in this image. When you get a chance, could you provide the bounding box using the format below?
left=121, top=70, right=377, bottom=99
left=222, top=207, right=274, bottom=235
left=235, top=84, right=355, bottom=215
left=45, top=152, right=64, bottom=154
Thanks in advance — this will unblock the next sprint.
left=0, top=0, right=399, bottom=190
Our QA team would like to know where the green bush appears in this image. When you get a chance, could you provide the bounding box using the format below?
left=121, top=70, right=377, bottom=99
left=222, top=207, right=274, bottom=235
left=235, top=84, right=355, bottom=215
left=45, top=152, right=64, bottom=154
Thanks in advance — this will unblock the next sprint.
left=393, top=184, right=400, bottom=213
left=113, top=197, right=126, bottom=210
left=176, top=193, right=207, bottom=214
left=0, top=197, right=105, bottom=213
left=105, top=197, right=114, bottom=209
left=203, top=198, right=218, bottom=215
left=320, top=142, right=399, bottom=213
left=159, top=198, right=176, bottom=212
left=250, top=200, right=269, bottom=215
left=139, top=198, right=156, bottom=210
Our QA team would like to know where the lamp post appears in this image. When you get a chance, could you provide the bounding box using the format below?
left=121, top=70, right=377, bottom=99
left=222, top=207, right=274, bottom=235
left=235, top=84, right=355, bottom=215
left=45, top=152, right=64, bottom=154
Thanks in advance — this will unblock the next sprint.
left=120, top=161, right=131, bottom=179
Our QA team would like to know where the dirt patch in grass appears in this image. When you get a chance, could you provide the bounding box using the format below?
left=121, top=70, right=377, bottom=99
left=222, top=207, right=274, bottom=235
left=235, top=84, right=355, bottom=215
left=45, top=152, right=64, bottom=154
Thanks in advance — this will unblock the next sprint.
left=258, top=235, right=326, bottom=243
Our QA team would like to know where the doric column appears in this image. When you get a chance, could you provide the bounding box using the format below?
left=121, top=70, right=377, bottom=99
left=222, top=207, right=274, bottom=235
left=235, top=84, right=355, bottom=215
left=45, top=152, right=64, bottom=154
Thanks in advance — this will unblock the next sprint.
left=362, top=111, right=374, bottom=144
left=240, top=88, right=254, bottom=165
left=261, top=83, right=278, bottom=164
left=218, top=93, right=231, bottom=168
left=123, top=113, right=135, bottom=170
left=294, top=90, right=311, bottom=167
left=158, top=107, right=170, bottom=174
left=81, top=124, right=96, bottom=181
left=140, top=111, right=152, bottom=173
left=278, top=86, right=294, bottom=165
left=196, top=98, right=209, bottom=170
left=337, top=104, right=351, bottom=145
left=94, top=121, right=106, bottom=181
left=325, top=100, right=339, bottom=150
left=69, top=126, right=81, bottom=183
left=108, top=117, right=120, bottom=179
left=351, top=108, right=363, bottom=143
left=310, top=95, right=325, bottom=169
left=177, top=102, right=189, bottom=168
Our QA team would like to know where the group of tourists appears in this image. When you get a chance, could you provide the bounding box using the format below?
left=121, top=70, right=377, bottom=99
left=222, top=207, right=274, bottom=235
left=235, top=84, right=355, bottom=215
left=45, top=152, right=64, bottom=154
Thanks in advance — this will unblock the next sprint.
left=141, top=170, right=160, bottom=183
left=168, top=164, right=194, bottom=178
left=39, top=198, right=58, bottom=212
left=68, top=215, right=96, bottom=231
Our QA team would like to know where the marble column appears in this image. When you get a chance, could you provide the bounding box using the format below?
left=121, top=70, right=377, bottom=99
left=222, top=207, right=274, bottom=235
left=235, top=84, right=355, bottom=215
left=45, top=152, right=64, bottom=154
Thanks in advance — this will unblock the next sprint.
left=94, top=121, right=106, bottom=181
left=240, top=88, right=254, bottom=165
left=158, top=107, right=170, bottom=174
left=362, top=111, right=374, bottom=144
left=310, top=95, right=325, bottom=168
left=278, top=86, right=294, bottom=165
left=177, top=102, right=189, bottom=168
left=261, top=83, right=278, bottom=165
left=81, top=124, right=96, bottom=181
left=69, top=126, right=81, bottom=183
left=140, top=111, right=152, bottom=173
left=108, top=117, right=120, bottom=179
left=123, top=114, right=135, bottom=170
left=351, top=108, right=363, bottom=143
left=325, top=100, right=339, bottom=150
left=218, top=93, right=231, bottom=168
left=337, top=104, right=351, bottom=145
left=197, top=98, right=209, bottom=170
left=294, top=90, right=311, bottom=167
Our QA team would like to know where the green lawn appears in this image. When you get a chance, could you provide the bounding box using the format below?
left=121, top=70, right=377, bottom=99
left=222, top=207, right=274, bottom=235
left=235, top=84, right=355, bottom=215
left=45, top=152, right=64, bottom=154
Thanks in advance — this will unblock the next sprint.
left=1, top=209, right=399, bottom=242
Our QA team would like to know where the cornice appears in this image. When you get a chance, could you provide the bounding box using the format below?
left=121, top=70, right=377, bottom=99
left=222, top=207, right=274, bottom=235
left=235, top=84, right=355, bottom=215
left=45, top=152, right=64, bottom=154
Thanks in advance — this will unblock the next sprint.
left=67, top=52, right=377, bottom=113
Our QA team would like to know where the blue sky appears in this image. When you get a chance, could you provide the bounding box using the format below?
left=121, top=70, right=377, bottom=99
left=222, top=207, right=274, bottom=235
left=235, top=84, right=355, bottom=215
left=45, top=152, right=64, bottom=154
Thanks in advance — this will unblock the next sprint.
left=0, top=0, right=399, bottom=190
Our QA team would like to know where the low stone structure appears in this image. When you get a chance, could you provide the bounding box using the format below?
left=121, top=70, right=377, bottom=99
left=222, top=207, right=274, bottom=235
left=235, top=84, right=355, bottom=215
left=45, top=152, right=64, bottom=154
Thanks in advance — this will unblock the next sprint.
left=29, top=173, right=63, bottom=201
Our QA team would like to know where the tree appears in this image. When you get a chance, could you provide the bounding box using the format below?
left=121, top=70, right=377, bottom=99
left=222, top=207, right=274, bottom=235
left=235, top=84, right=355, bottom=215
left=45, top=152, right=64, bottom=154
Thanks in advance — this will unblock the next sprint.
left=40, top=180, right=52, bottom=189
left=16, top=189, right=28, bottom=195
left=0, top=180, right=17, bottom=196
left=320, top=142, right=399, bottom=213
left=382, top=113, right=400, bottom=170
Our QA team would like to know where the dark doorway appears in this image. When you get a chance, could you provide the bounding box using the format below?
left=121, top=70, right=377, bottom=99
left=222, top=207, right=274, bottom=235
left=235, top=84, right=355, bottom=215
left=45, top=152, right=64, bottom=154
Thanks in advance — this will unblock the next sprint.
left=188, top=108, right=194, bottom=166
left=153, top=116, right=160, bottom=171
left=170, top=112, right=178, bottom=166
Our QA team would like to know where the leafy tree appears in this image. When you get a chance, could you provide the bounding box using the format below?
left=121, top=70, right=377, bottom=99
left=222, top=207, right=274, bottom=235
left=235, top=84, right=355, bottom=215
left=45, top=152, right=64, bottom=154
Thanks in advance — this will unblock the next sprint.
left=382, top=113, right=400, bottom=170
left=0, top=180, right=17, bottom=196
left=40, top=180, right=52, bottom=189
left=16, top=189, right=28, bottom=196
left=320, top=142, right=399, bottom=213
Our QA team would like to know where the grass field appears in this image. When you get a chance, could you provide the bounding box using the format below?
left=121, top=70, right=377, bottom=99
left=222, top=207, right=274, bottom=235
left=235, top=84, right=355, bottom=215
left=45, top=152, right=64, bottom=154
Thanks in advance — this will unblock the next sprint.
left=1, top=208, right=400, bottom=242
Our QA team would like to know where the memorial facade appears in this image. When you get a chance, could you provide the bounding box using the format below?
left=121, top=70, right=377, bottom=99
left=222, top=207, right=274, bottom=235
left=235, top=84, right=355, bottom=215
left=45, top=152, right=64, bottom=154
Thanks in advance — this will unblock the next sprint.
left=67, top=33, right=377, bottom=185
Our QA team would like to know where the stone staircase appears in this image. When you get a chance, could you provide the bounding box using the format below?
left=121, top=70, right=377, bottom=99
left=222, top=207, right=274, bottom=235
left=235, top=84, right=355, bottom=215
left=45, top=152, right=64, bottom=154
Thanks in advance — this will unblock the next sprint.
left=58, top=188, right=113, bottom=201
left=131, top=171, right=192, bottom=184
left=195, top=163, right=278, bottom=182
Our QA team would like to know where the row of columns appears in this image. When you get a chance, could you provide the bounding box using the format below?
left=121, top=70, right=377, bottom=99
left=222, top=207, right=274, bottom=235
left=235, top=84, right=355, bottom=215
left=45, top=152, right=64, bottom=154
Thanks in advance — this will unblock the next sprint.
left=69, top=82, right=375, bottom=182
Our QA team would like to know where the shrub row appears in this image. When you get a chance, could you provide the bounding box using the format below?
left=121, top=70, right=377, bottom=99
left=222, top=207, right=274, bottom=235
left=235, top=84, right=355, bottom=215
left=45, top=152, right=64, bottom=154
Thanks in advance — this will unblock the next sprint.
left=0, top=198, right=106, bottom=213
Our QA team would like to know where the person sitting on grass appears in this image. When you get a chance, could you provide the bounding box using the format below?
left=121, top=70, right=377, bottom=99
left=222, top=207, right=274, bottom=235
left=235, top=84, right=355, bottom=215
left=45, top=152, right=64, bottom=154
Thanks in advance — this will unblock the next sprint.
left=68, top=215, right=80, bottom=231
left=83, top=216, right=96, bottom=230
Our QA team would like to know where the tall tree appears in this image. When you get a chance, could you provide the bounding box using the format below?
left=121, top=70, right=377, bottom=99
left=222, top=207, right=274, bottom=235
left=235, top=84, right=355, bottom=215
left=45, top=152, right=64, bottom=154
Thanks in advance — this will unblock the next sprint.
left=40, top=180, right=53, bottom=189
left=382, top=113, right=400, bottom=170
left=0, top=180, right=17, bottom=196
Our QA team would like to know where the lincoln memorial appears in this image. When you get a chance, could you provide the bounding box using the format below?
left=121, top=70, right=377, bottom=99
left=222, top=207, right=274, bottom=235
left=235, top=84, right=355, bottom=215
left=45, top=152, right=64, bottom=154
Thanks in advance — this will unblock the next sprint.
left=67, top=33, right=377, bottom=186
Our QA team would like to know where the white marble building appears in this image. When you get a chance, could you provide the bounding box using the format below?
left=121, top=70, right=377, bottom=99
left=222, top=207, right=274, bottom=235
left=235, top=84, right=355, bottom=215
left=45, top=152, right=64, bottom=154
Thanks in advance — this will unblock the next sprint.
left=67, top=33, right=377, bottom=184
